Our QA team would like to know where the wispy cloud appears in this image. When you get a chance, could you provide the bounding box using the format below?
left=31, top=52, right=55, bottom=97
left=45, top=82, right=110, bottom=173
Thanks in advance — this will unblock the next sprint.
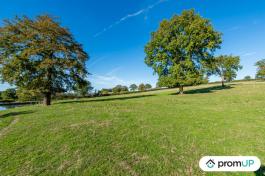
left=106, top=67, right=122, bottom=76
left=91, top=75, right=127, bottom=87
left=227, top=26, right=240, bottom=31
left=87, top=56, right=107, bottom=68
left=90, top=67, right=126, bottom=88
left=90, top=73, right=157, bottom=90
left=94, top=0, right=168, bottom=37
left=90, top=74, right=133, bottom=89
left=90, top=67, right=140, bottom=89
left=242, top=52, right=256, bottom=57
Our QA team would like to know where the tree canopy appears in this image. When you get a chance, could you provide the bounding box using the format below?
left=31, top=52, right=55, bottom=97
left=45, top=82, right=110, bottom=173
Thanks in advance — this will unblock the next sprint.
left=255, top=59, right=265, bottom=80
left=144, top=9, right=222, bottom=94
left=0, top=15, right=89, bottom=105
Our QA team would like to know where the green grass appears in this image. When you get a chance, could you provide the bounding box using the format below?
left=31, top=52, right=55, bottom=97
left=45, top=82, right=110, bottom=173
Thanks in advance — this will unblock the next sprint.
left=0, top=81, right=265, bottom=175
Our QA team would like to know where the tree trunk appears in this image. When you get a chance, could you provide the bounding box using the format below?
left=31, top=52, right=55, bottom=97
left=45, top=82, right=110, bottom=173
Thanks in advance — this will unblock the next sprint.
left=179, top=85, right=184, bottom=94
left=44, top=66, right=53, bottom=106
left=221, top=76, right=225, bottom=87
left=43, top=92, right=51, bottom=106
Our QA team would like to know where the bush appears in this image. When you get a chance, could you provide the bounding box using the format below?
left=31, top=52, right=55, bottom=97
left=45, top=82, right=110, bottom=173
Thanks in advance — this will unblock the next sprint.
left=112, top=85, right=128, bottom=94
left=98, top=89, right=112, bottom=96
left=17, top=89, right=42, bottom=102
left=244, top=76, right=252, bottom=81
left=1, top=88, right=17, bottom=101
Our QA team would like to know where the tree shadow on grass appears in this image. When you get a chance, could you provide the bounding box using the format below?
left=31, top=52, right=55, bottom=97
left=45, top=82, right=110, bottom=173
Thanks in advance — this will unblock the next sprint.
left=255, top=165, right=265, bottom=176
left=0, top=110, right=35, bottom=119
left=57, top=94, right=155, bottom=105
left=170, top=85, right=233, bottom=95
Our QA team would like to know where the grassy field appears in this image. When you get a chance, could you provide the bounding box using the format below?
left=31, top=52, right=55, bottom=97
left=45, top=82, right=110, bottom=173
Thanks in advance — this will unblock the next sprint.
left=0, top=81, right=264, bottom=176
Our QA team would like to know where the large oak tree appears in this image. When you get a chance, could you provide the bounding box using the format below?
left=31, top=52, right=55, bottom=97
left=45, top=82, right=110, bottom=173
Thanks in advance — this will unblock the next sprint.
left=145, top=10, right=222, bottom=94
left=0, top=15, right=89, bottom=105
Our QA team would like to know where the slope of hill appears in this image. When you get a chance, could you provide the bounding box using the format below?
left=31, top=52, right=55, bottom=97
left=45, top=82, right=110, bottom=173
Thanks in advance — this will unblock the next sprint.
left=0, top=81, right=264, bottom=175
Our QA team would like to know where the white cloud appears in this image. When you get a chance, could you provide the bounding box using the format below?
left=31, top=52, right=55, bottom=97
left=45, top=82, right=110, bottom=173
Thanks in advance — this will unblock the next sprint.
left=87, top=56, right=107, bottom=68
left=242, top=52, right=256, bottom=57
left=90, top=74, right=130, bottom=89
left=90, top=67, right=127, bottom=88
left=90, top=73, right=157, bottom=90
left=95, top=75, right=125, bottom=84
left=94, top=0, right=168, bottom=37
left=227, top=26, right=240, bottom=31
left=90, top=66, right=145, bottom=89
left=106, top=67, right=122, bottom=76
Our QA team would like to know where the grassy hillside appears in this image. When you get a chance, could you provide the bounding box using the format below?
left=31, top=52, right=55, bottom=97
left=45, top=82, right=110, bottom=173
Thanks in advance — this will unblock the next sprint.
left=0, top=81, right=264, bottom=176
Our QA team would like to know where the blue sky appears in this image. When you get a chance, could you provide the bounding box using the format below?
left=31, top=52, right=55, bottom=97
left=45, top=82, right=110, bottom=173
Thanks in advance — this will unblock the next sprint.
left=0, top=0, right=265, bottom=90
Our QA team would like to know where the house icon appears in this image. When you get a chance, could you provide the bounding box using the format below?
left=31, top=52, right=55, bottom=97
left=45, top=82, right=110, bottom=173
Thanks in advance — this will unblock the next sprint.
left=206, top=159, right=215, bottom=168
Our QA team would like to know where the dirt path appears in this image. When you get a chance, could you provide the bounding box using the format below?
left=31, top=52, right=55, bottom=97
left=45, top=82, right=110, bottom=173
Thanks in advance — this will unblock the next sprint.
left=0, top=118, right=19, bottom=139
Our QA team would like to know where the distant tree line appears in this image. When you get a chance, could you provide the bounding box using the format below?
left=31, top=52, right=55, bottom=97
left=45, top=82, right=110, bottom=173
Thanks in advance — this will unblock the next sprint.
left=0, top=86, right=94, bottom=102
left=0, top=88, right=41, bottom=102
left=97, top=83, right=153, bottom=96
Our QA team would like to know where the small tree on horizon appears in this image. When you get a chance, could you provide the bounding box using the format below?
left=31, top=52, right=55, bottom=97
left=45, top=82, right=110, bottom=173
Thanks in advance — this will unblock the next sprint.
left=129, top=84, right=138, bottom=92
left=75, top=81, right=93, bottom=97
left=255, top=59, right=265, bottom=80
left=99, top=89, right=111, bottom=96
left=0, top=15, right=89, bottom=105
left=205, top=55, right=242, bottom=87
left=138, top=83, right=145, bottom=91
left=244, top=75, right=251, bottom=81
left=144, top=10, right=222, bottom=94
left=112, top=85, right=128, bottom=94
left=144, top=84, right=152, bottom=90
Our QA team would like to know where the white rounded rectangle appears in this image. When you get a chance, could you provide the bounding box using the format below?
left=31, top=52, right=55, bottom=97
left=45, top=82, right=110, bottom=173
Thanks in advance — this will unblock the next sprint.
left=199, top=156, right=261, bottom=172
